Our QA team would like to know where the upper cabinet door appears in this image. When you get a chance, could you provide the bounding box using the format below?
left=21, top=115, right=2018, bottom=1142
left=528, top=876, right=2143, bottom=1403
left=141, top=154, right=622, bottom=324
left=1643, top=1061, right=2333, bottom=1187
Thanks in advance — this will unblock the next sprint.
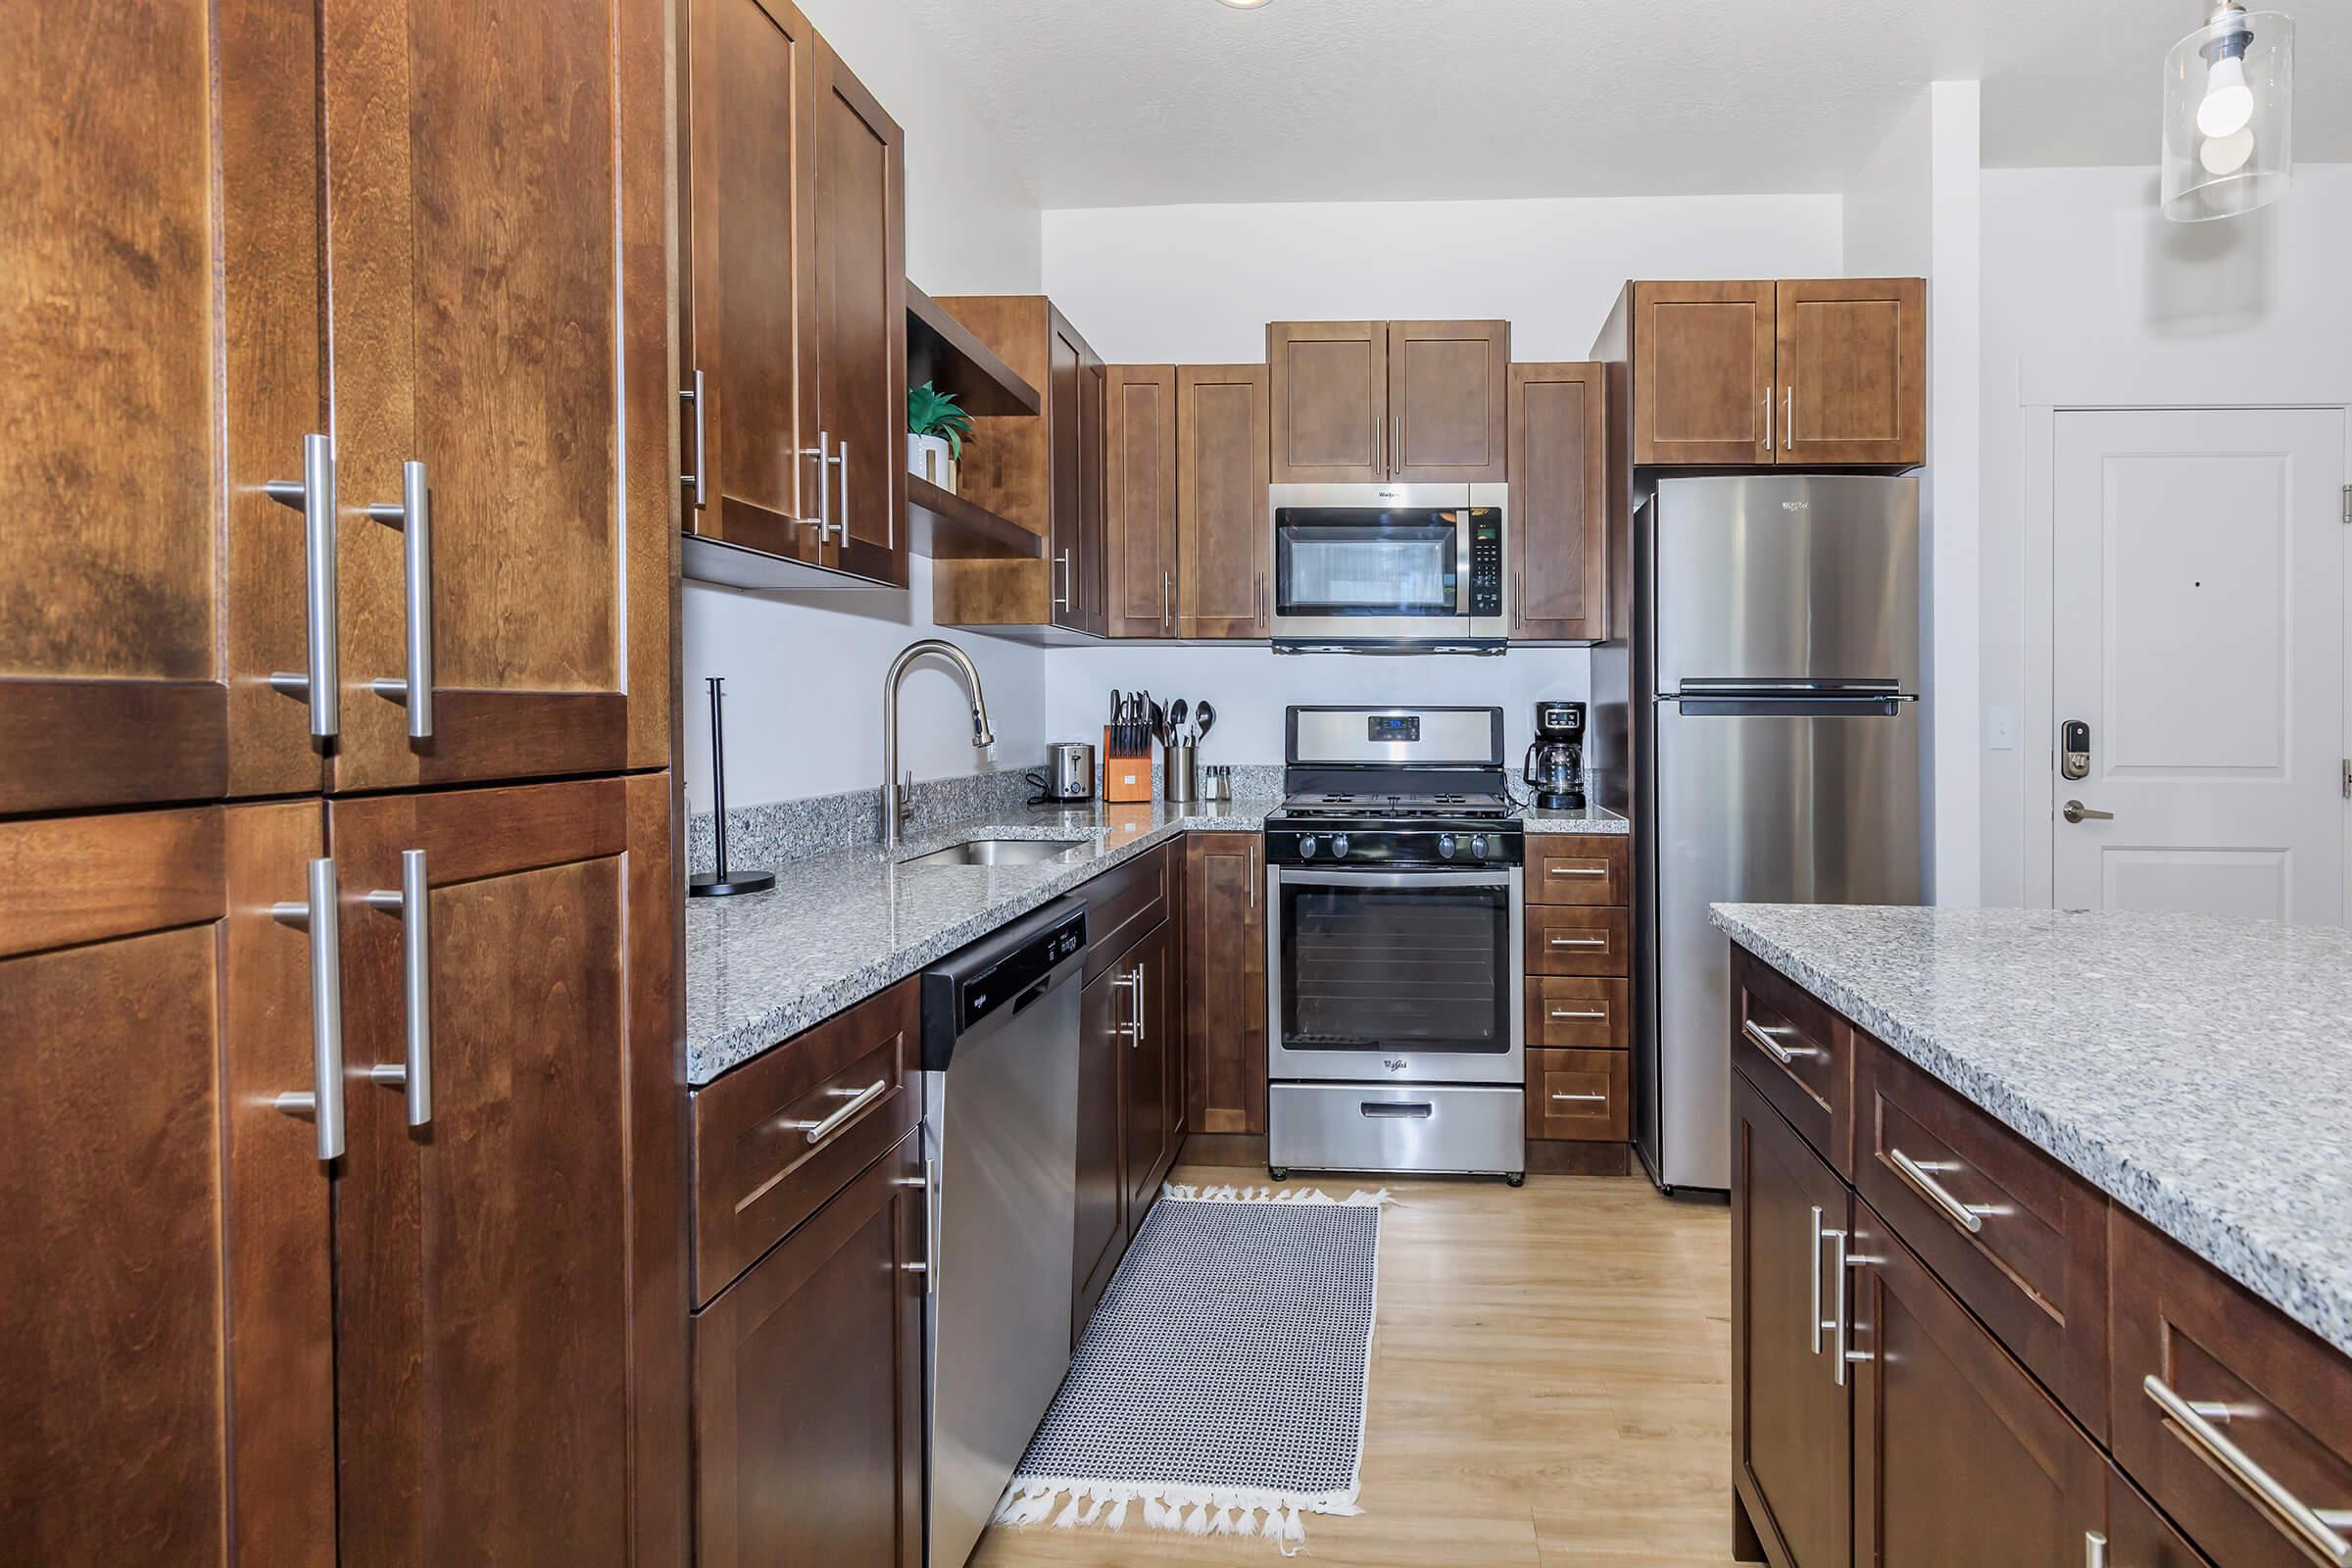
left=1267, top=322, right=1386, bottom=483
left=1776, top=278, right=1927, bottom=467
left=1073, top=348, right=1109, bottom=635
left=680, top=0, right=820, bottom=563
left=1389, top=320, right=1510, bottom=482
left=1104, top=368, right=1180, bottom=639
left=332, top=772, right=685, bottom=1568
left=0, top=0, right=324, bottom=814
left=1177, top=366, right=1273, bottom=639
left=1045, top=315, right=1089, bottom=631
left=320, top=0, right=672, bottom=794
left=1631, top=281, right=1776, bottom=466
left=0, top=804, right=336, bottom=1568
left=810, top=37, right=907, bottom=587
left=1507, top=363, right=1609, bottom=641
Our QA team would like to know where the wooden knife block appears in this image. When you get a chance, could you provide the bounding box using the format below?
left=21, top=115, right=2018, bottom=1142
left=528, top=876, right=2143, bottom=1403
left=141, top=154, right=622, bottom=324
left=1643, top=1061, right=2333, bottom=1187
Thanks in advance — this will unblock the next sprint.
left=1102, top=728, right=1152, bottom=803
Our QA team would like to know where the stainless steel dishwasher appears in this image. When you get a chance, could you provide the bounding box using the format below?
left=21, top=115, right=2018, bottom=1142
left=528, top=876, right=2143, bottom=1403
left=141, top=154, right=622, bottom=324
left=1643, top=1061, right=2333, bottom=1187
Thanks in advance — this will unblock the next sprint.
left=918, top=896, right=1087, bottom=1568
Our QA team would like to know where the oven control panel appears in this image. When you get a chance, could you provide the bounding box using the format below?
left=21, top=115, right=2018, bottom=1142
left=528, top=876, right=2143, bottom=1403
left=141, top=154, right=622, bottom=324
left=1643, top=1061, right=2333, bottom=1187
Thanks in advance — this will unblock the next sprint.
left=1265, top=828, right=1523, bottom=868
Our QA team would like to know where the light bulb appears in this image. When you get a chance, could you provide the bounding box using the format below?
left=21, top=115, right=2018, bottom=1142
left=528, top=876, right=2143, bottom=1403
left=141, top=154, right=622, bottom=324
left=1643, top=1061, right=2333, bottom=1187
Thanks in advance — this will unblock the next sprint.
left=2198, top=55, right=2254, bottom=137
left=2200, top=126, right=2256, bottom=175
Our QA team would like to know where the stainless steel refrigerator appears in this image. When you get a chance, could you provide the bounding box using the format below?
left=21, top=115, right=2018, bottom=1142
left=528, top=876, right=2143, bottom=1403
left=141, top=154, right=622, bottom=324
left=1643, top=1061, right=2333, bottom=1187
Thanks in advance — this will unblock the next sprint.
left=1632, top=474, right=1922, bottom=1193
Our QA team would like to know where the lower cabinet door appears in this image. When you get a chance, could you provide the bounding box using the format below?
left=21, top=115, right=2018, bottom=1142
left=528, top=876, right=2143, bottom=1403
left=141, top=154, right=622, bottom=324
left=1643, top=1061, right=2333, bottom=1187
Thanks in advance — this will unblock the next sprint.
left=331, top=774, right=686, bottom=1566
left=1122, top=921, right=1179, bottom=1237
left=1848, top=1197, right=2105, bottom=1566
left=696, top=1128, right=926, bottom=1568
left=0, top=804, right=336, bottom=1568
left=1074, top=957, right=1127, bottom=1341
left=1732, top=1075, right=1854, bottom=1568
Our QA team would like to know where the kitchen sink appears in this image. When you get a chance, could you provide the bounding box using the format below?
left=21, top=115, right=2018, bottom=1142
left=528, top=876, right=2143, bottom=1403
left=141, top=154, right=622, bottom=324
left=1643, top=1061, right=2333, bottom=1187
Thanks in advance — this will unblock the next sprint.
left=901, top=837, right=1088, bottom=868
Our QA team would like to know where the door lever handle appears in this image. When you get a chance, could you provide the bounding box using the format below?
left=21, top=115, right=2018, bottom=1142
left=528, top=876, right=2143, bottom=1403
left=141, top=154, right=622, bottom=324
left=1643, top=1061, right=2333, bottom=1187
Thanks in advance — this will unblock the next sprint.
left=2062, top=800, right=2116, bottom=824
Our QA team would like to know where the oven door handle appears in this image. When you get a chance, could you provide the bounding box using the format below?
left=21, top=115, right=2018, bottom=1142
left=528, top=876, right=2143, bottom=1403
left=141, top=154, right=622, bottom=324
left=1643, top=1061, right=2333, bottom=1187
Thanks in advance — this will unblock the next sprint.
left=1273, top=867, right=1518, bottom=892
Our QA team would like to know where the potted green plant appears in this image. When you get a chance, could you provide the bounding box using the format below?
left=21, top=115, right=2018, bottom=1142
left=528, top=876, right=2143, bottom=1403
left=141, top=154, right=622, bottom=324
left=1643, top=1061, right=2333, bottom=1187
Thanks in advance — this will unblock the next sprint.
left=906, top=381, right=975, bottom=494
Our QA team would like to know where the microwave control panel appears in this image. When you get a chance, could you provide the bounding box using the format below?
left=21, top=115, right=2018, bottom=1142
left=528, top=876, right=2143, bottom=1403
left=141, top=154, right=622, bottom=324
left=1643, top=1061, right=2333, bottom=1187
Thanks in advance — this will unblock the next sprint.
left=1468, top=510, right=1504, bottom=617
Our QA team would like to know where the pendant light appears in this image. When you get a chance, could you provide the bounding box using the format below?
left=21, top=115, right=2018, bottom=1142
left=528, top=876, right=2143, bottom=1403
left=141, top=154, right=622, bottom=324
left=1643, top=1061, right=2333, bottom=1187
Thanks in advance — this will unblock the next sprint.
left=2162, top=4, right=2294, bottom=221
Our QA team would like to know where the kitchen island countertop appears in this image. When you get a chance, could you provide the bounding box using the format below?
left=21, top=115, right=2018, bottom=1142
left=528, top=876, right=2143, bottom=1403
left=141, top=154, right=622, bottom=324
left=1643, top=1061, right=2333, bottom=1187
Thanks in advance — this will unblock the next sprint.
left=687, top=797, right=1279, bottom=1085
left=1710, top=902, right=2352, bottom=1357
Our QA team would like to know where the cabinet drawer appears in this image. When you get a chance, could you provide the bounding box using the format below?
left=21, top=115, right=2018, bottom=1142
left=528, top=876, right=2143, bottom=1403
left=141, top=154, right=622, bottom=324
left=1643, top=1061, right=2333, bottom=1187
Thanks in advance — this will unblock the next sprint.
left=2106, top=1464, right=2214, bottom=1568
left=1527, top=976, right=1630, bottom=1048
left=690, top=977, right=922, bottom=1307
left=2111, top=1208, right=2352, bottom=1568
left=1528, top=836, right=1629, bottom=906
left=1731, top=946, right=1850, bottom=1176
left=1528, top=906, right=1629, bottom=976
left=1527, top=1049, right=1628, bottom=1141
left=1079, top=841, right=1170, bottom=984
left=1855, top=1037, right=2110, bottom=1439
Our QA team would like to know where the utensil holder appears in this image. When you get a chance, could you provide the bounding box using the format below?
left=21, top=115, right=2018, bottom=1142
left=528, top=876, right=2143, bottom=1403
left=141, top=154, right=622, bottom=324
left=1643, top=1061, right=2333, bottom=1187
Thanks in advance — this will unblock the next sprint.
left=1163, top=742, right=1197, bottom=804
left=1102, top=727, right=1152, bottom=803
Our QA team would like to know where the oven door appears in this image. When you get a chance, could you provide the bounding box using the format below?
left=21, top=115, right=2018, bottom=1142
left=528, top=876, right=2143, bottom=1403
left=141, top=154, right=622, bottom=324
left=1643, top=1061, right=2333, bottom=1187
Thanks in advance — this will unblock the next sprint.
left=1269, top=484, right=1473, bottom=643
left=1266, top=865, right=1525, bottom=1085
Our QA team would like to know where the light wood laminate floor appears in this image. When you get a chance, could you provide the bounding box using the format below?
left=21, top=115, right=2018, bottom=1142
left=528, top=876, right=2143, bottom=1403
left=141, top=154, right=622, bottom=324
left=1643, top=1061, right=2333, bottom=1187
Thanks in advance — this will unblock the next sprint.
left=969, top=1163, right=1740, bottom=1568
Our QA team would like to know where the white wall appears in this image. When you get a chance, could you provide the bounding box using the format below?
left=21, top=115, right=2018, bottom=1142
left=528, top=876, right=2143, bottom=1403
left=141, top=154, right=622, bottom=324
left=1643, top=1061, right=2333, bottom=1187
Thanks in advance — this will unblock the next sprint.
left=682, top=1, right=1046, bottom=814
left=1841, top=84, right=1984, bottom=906
left=1979, top=164, right=2352, bottom=904
left=1037, top=193, right=1847, bottom=765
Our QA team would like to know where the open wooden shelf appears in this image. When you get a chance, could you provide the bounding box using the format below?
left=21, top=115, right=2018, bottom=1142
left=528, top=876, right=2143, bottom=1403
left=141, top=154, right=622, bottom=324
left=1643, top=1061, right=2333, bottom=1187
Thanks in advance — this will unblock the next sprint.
left=906, top=474, right=1043, bottom=561
left=907, top=281, right=1042, bottom=418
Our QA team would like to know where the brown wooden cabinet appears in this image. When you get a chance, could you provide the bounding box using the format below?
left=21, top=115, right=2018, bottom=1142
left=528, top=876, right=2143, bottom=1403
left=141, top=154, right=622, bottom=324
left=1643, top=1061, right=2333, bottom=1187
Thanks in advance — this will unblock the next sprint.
left=1185, top=833, right=1268, bottom=1135
left=1075, top=954, right=1129, bottom=1337
left=1122, top=920, right=1182, bottom=1230
left=1178, top=365, right=1273, bottom=639
left=680, top=5, right=906, bottom=591
left=330, top=772, right=684, bottom=1567
left=1507, top=363, right=1609, bottom=641
left=1, top=0, right=325, bottom=815
left=1268, top=319, right=1508, bottom=483
left=323, top=0, right=673, bottom=792
left=1604, top=279, right=1924, bottom=470
left=1731, top=1074, right=1853, bottom=1568
left=0, top=804, right=336, bottom=1567
left=1104, top=366, right=1180, bottom=637
left=934, top=298, right=1106, bottom=633
left=695, top=1128, right=924, bottom=1568
left=1848, top=1198, right=2106, bottom=1565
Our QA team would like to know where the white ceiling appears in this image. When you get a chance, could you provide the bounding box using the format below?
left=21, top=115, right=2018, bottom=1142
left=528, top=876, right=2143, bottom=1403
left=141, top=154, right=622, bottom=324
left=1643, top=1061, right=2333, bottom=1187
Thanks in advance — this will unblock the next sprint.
left=906, top=0, right=2348, bottom=208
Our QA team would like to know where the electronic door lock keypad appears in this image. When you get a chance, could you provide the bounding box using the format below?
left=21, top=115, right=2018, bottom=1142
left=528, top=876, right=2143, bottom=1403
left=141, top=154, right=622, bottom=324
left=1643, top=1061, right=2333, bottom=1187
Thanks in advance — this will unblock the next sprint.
left=2061, top=719, right=2091, bottom=782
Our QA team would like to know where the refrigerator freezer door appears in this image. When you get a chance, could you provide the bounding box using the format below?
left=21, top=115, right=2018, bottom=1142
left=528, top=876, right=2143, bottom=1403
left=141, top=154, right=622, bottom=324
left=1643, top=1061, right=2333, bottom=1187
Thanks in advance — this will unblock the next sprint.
left=1646, top=698, right=1922, bottom=1190
left=1651, top=475, right=1920, bottom=695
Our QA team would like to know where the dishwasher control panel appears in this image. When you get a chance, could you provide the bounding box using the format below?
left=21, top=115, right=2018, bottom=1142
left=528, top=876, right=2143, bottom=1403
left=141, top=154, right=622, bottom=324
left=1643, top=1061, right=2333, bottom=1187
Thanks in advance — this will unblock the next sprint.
left=920, top=898, right=1089, bottom=1067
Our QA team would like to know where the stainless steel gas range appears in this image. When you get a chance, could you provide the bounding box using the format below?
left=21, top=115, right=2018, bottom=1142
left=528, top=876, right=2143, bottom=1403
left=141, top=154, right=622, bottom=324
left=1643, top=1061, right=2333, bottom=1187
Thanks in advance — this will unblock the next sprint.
left=1263, top=706, right=1526, bottom=1184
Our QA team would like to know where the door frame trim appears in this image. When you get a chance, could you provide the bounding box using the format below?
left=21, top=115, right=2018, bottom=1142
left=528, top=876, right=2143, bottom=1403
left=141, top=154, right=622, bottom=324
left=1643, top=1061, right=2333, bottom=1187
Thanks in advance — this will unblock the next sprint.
left=2018, top=370, right=2352, bottom=908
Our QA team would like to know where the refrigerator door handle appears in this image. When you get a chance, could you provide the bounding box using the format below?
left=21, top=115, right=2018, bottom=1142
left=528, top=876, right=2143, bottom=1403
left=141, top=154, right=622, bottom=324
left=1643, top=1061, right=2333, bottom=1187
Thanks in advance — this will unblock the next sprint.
left=1672, top=694, right=1913, bottom=718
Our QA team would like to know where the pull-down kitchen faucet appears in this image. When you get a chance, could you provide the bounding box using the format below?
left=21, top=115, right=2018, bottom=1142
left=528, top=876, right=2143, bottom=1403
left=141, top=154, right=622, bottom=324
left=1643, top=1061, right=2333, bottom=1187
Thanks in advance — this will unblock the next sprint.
left=883, top=639, right=994, bottom=853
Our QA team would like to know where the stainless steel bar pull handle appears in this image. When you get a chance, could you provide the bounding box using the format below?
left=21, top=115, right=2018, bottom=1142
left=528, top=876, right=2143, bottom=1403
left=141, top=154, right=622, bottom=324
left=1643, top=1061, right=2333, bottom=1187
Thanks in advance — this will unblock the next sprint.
left=363, top=849, right=432, bottom=1128
left=270, top=857, right=346, bottom=1161
left=681, top=368, right=707, bottom=509
left=264, top=432, right=340, bottom=740
left=797, top=1080, right=888, bottom=1145
left=900, top=1152, right=939, bottom=1292
left=1784, top=385, right=1794, bottom=451
left=1547, top=865, right=1609, bottom=878
left=2083, top=1531, right=2107, bottom=1568
left=803, top=430, right=832, bottom=544
left=2143, top=1375, right=2352, bottom=1565
left=1112, top=966, right=1143, bottom=1043
left=365, top=461, right=434, bottom=741
left=1054, top=551, right=1072, bottom=612
left=1761, top=388, right=1772, bottom=450
left=1742, top=1018, right=1818, bottom=1065
left=831, top=439, right=851, bottom=547
left=1549, top=1006, right=1608, bottom=1021
left=1550, top=1091, right=1606, bottom=1103
left=1825, top=1224, right=1853, bottom=1386
left=1888, top=1148, right=1996, bottom=1235
left=1549, top=935, right=1607, bottom=949
left=1809, top=1204, right=1827, bottom=1354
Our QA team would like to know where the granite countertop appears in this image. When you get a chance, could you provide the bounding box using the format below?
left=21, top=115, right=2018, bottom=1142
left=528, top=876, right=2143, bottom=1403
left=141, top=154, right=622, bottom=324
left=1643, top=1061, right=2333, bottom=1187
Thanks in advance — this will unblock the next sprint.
left=687, top=797, right=1280, bottom=1085
left=1523, top=801, right=1629, bottom=834
left=1710, top=903, right=2352, bottom=1357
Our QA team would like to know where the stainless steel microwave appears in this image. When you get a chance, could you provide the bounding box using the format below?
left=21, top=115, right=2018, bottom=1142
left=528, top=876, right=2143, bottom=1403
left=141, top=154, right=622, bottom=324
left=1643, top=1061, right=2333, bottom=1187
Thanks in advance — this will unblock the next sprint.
left=1267, top=483, right=1508, bottom=653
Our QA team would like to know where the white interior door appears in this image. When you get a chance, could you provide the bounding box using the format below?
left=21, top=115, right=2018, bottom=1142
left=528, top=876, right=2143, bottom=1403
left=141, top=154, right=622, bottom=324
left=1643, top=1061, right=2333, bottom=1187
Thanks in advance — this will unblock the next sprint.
left=2051, top=408, right=2348, bottom=922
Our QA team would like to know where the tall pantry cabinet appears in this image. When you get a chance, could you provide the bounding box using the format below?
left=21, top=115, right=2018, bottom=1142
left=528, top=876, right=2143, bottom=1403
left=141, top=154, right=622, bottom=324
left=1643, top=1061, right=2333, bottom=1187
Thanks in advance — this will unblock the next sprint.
left=0, top=1, right=685, bottom=1564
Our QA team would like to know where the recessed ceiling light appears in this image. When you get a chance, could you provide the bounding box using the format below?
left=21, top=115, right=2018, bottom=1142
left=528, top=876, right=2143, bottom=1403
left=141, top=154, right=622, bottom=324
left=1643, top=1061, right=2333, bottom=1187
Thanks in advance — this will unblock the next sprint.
left=1218, top=0, right=1273, bottom=9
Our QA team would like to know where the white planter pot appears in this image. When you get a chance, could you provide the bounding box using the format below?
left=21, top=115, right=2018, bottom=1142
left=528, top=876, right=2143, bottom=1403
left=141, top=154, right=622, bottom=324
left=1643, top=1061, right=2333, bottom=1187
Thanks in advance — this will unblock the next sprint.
left=908, top=433, right=956, bottom=493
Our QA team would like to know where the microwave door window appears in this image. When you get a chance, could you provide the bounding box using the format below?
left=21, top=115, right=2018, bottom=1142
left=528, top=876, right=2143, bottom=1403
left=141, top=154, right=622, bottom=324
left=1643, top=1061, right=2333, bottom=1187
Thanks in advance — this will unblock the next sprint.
left=1276, top=516, right=1459, bottom=617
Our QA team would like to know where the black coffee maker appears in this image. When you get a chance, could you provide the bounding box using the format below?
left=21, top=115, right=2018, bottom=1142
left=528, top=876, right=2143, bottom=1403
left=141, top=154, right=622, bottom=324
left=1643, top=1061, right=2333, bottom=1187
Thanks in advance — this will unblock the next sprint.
left=1523, top=701, right=1586, bottom=810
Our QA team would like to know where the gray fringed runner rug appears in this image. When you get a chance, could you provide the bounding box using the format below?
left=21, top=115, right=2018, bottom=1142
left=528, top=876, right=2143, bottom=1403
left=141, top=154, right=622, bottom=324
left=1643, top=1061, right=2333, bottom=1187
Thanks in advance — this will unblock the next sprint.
left=992, top=1184, right=1393, bottom=1554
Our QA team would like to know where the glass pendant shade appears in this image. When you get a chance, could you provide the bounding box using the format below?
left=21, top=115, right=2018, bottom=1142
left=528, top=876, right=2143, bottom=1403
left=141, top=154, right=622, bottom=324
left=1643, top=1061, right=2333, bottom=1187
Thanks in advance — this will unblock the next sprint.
left=2163, top=6, right=2293, bottom=221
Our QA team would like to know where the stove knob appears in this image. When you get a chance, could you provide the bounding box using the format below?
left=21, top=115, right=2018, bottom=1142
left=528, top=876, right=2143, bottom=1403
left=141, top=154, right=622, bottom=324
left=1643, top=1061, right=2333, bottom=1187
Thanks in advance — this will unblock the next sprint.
left=1331, top=834, right=1350, bottom=859
left=1298, top=835, right=1318, bottom=859
left=1471, top=834, right=1488, bottom=859
left=1437, top=834, right=1456, bottom=859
